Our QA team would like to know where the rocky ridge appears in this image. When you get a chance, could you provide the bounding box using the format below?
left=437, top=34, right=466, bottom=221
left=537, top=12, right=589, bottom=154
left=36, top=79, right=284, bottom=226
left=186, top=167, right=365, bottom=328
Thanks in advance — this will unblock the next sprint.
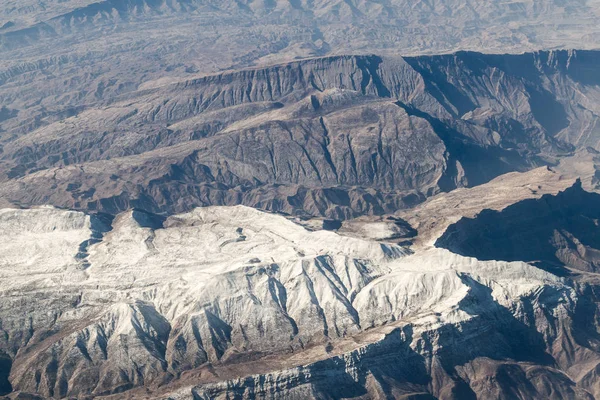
left=2, top=50, right=600, bottom=219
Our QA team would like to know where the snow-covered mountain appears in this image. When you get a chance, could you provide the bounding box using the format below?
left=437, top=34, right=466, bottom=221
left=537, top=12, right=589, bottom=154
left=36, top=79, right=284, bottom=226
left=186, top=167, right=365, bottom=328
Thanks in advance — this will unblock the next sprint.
left=3, top=168, right=600, bottom=399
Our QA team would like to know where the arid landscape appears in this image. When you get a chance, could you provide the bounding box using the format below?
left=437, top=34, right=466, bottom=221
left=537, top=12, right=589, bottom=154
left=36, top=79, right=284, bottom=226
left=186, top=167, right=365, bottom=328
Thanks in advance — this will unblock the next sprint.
left=2, top=1, right=600, bottom=399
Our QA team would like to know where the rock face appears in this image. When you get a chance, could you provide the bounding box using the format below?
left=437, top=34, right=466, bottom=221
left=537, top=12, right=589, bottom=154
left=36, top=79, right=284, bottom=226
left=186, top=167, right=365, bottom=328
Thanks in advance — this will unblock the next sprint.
left=2, top=50, right=600, bottom=218
left=3, top=176, right=600, bottom=399
left=394, top=166, right=577, bottom=249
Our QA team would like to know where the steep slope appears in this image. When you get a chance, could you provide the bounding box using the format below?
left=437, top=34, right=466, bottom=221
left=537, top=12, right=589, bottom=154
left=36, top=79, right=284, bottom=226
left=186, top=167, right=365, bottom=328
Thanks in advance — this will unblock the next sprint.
left=1, top=50, right=600, bottom=218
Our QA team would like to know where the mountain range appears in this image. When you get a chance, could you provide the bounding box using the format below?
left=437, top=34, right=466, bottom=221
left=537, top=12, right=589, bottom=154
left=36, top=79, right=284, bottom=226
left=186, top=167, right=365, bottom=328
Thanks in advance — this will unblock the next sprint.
left=2, top=50, right=600, bottom=219
left=2, top=1, right=600, bottom=399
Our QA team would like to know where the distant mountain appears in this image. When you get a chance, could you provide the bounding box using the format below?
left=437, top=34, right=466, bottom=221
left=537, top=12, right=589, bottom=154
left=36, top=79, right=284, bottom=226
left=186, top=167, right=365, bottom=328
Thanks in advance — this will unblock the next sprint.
left=1, top=50, right=600, bottom=218
left=0, top=2, right=599, bottom=186
left=2, top=0, right=600, bottom=54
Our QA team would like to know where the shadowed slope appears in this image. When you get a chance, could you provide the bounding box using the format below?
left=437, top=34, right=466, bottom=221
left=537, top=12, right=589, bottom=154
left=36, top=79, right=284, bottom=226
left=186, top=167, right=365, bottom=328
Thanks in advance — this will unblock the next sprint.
left=435, top=180, right=600, bottom=275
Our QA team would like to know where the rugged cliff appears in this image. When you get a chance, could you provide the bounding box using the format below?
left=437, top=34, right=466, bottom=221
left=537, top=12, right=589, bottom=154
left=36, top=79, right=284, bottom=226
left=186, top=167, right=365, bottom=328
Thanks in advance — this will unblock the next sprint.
left=436, top=180, right=600, bottom=275
left=1, top=51, right=600, bottom=218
